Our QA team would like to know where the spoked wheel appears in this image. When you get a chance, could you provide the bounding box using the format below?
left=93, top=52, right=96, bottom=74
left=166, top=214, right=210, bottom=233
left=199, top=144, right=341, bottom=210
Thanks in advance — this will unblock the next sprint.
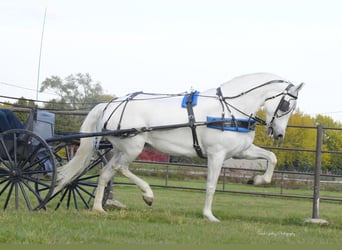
left=50, top=140, right=111, bottom=210
left=0, top=129, right=56, bottom=210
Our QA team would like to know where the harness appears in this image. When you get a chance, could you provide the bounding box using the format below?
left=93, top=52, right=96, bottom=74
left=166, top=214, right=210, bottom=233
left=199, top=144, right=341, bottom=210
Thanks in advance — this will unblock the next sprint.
left=101, top=80, right=297, bottom=159
left=182, top=91, right=206, bottom=158
left=182, top=90, right=257, bottom=159
left=102, top=91, right=143, bottom=130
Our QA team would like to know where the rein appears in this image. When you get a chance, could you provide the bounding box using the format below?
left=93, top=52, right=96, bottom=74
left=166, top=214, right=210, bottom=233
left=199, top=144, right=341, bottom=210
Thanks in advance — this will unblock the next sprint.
left=216, top=87, right=266, bottom=126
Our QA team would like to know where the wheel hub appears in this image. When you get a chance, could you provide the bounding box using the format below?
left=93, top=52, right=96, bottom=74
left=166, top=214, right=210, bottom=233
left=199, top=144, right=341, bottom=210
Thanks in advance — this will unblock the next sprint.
left=9, top=165, right=22, bottom=181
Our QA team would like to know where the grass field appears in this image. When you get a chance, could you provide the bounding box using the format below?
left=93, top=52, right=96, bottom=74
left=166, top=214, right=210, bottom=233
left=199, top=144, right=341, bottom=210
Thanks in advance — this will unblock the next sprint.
left=1, top=184, right=342, bottom=245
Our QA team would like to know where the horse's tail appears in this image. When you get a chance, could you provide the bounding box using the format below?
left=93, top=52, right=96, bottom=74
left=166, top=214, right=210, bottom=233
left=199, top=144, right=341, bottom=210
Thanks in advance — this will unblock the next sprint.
left=53, top=104, right=105, bottom=195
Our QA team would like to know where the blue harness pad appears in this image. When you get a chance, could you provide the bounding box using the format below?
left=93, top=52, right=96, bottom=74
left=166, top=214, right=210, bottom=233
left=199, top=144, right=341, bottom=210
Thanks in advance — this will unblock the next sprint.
left=181, top=91, right=200, bottom=108
left=206, top=116, right=256, bottom=133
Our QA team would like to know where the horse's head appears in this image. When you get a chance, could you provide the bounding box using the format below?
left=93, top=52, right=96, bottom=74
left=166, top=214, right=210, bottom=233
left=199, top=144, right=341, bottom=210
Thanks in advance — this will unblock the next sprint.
left=264, top=82, right=304, bottom=140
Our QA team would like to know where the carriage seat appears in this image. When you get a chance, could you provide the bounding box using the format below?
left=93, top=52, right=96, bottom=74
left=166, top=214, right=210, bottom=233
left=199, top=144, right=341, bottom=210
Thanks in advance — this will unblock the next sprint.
left=0, top=108, right=55, bottom=140
left=0, top=109, right=55, bottom=172
left=0, top=109, right=24, bottom=133
left=32, top=109, right=55, bottom=140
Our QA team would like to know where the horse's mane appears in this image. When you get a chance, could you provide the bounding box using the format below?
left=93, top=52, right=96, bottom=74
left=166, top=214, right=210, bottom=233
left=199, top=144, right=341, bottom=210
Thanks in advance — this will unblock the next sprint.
left=220, top=72, right=285, bottom=97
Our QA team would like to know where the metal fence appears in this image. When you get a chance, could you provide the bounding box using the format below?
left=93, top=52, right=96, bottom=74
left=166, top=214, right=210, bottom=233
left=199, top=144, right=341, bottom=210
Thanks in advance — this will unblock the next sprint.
left=111, top=124, right=342, bottom=209
left=120, top=158, right=342, bottom=203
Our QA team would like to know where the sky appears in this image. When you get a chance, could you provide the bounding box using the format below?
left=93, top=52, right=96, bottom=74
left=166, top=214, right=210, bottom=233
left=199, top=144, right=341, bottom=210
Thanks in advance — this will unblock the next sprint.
left=1, top=0, right=342, bottom=122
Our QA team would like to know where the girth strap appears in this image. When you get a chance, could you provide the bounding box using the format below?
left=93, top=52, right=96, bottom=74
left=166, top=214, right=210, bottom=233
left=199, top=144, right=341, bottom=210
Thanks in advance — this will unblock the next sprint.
left=184, top=91, right=206, bottom=159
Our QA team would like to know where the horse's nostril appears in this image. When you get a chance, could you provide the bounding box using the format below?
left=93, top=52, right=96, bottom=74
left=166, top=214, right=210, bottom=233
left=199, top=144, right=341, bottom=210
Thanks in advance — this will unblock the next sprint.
left=277, top=134, right=284, bottom=139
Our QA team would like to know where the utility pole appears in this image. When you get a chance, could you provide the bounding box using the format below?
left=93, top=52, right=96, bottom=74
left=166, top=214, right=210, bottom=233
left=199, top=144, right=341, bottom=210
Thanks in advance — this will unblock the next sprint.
left=36, top=6, right=47, bottom=101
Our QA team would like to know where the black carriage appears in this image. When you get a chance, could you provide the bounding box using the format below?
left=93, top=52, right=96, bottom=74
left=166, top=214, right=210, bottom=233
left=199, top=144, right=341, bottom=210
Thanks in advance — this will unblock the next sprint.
left=0, top=108, right=111, bottom=211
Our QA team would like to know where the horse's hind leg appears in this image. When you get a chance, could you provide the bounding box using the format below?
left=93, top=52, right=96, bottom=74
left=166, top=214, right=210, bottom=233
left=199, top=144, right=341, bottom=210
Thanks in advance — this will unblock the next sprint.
left=120, top=166, right=154, bottom=206
left=93, top=147, right=154, bottom=211
left=95, top=163, right=154, bottom=208
left=93, top=159, right=116, bottom=212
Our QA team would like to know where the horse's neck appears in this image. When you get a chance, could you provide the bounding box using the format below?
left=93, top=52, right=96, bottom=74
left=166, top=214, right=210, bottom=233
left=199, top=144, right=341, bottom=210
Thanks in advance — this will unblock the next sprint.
left=218, top=79, right=287, bottom=118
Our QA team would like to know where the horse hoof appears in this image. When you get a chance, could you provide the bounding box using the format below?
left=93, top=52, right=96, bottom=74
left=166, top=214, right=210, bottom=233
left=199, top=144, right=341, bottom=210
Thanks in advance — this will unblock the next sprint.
left=143, top=196, right=153, bottom=206
left=92, top=207, right=106, bottom=213
left=203, top=212, right=221, bottom=222
left=253, top=175, right=267, bottom=185
left=247, top=179, right=254, bottom=185
left=105, top=199, right=127, bottom=209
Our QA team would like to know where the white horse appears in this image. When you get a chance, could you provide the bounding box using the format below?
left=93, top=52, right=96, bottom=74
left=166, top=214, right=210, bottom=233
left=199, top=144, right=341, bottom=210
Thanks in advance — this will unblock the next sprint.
left=54, top=73, right=304, bottom=222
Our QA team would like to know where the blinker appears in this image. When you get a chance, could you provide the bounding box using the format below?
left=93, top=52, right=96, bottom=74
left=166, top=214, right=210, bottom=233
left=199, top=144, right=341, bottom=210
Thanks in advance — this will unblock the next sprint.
left=279, top=99, right=290, bottom=112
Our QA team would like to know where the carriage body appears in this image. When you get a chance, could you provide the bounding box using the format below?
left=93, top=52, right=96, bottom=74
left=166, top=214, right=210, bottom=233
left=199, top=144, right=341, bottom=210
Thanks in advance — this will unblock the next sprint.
left=0, top=109, right=54, bottom=159
left=0, top=108, right=110, bottom=211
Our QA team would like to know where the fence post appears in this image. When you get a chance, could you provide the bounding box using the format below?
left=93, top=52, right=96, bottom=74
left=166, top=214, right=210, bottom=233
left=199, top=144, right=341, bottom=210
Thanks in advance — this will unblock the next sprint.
left=165, top=165, right=169, bottom=187
left=222, top=167, right=226, bottom=191
left=305, top=125, right=328, bottom=224
left=280, top=172, right=284, bottom=195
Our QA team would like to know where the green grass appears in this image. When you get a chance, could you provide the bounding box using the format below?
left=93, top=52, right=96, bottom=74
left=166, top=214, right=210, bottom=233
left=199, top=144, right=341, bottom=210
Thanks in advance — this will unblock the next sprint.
left=1, top=185, right=342, bottom=245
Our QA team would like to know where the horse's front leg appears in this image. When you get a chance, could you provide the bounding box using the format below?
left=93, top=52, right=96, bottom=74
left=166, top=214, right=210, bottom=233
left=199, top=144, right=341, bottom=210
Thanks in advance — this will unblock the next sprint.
left=234, top=144, right=277, bottom=185
left=203, top=152, right=225, bottom=222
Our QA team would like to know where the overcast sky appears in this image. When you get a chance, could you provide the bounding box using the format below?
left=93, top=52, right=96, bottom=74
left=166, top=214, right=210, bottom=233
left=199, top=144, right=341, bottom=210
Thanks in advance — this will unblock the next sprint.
left=1, top=0, right=342, bottom=122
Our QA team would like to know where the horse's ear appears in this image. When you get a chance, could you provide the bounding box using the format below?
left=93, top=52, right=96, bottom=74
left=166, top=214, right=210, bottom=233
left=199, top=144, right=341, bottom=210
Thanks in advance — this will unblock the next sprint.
left=289, top=82, right=304, bottom=96
left=294, top=82, right=305, bottom=92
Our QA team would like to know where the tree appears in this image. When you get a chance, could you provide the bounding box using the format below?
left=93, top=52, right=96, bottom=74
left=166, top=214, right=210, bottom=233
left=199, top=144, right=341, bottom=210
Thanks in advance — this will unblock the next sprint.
left=40, top=73, right=114, bottom=110
left=315, top=115, right=342, bottom=173
left=13, top=98, right=36, bottom=124
left=40, top=73, right=115, bottom=132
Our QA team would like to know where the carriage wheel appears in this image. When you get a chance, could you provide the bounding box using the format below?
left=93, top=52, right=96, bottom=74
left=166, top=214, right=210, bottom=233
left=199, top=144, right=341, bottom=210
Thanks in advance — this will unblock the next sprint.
left=0, top=129, right=56, bottom=211
left=50, top=141, right=111, bottom=210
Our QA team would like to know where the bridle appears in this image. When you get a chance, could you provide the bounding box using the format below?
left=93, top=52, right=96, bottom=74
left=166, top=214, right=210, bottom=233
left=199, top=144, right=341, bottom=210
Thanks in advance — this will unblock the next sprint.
left=265, top=83, right=298, bottom=126
left=216, top=80, right=298, bottom=130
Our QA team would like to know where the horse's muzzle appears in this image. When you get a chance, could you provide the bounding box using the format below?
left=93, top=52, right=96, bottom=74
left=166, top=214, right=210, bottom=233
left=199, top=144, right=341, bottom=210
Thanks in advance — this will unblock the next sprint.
left=266, top=126, right=273, bottom=137
left=266, top=127, right=283, bottom=140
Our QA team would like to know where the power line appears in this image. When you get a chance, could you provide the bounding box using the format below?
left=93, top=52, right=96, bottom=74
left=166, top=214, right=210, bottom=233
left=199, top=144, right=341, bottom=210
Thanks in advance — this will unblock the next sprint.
left=0, top=94, right=103, bottom=108
left=0, top=81, right=39, bottom=92
left=0, top=81, right=58, bottom=97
